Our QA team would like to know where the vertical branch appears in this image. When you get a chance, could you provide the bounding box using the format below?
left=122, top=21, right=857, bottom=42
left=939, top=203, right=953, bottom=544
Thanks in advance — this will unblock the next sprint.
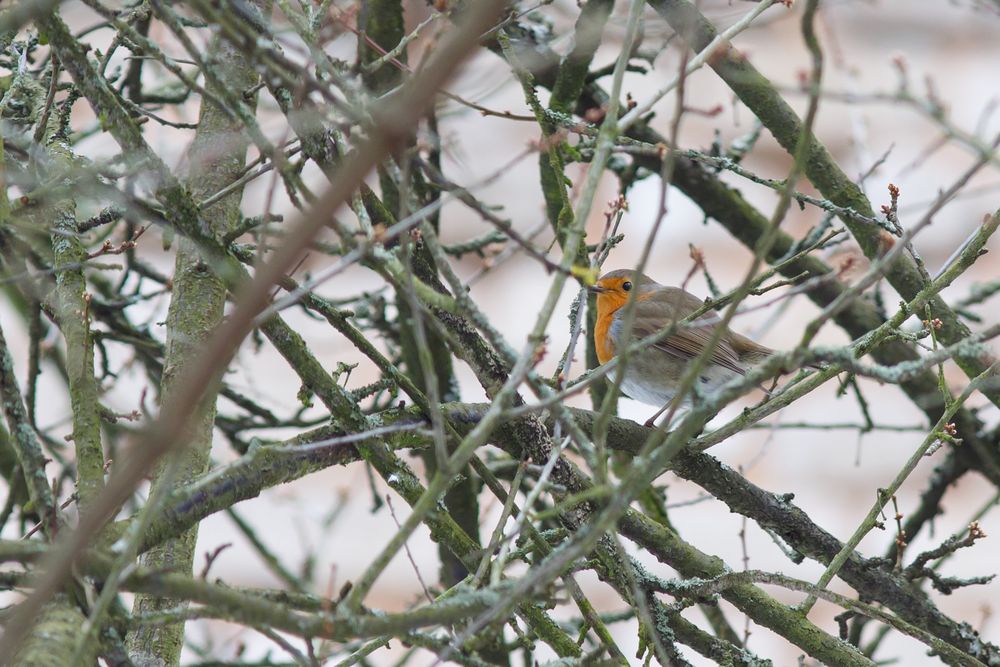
left=358, top=0, right=476, bottom=590
left=536, top=0, right=613, bottom=240
left=42, top=140, right=105, bottom=510
left=126, top=3, right=269, bottom=664
left=0, top=320, right=56, bottom=530
left=547, top=0, right=615, bottom=411
left=548, top=0, right=615, bottom=115
left=0, top=39, right=59, bottom=531
left=0, top=322, right=93, bottom=665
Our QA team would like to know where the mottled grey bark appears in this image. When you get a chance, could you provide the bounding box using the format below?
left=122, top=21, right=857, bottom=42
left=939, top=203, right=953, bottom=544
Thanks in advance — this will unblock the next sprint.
left=125, top=6, right=267, bottom=664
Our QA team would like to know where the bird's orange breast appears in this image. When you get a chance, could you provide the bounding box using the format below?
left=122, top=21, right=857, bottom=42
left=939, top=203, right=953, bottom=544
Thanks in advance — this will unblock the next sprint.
left=595, top=307, right=617, bottom=364
left=593, top=290, right=658, bottom=364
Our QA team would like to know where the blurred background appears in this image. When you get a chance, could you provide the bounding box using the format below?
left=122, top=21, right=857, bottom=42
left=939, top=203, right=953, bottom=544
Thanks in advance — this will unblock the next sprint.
left=3, top=0, right=1000, bottom=663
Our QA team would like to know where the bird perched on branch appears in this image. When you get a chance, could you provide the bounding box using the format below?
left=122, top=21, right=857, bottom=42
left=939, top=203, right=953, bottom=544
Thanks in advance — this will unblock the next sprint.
left=590, top=269, right=778, bottom=427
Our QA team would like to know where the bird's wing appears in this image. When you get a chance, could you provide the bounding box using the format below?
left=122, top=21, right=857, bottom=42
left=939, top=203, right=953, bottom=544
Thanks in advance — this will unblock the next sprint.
left=727, top=330, right=773, bottom=364
left=632, top=297, right=746, bottom=375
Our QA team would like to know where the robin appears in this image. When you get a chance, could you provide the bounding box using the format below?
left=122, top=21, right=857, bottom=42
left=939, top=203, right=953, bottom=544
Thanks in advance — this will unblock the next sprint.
left=590, top=269, right=776, bottom=427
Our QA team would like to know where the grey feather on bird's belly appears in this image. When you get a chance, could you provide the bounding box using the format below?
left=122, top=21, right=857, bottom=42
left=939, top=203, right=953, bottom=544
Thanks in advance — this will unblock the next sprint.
left=615, top=347, right=742, bottom=407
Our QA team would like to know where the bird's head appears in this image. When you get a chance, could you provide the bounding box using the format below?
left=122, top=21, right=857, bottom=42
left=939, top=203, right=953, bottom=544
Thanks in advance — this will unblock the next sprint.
left=588, top=269, right=659, bottom=313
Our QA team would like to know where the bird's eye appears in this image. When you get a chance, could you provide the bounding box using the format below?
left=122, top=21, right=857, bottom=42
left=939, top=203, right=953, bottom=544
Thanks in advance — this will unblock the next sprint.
left=622, top=281, right=632, bottom=292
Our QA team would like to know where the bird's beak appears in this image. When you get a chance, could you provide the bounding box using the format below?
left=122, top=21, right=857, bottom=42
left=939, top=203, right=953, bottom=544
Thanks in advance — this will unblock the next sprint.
left=588, top=284, right=608, bottom=294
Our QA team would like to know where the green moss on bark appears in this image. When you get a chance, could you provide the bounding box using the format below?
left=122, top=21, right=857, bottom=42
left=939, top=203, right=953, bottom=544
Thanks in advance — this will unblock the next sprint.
left=125, top=5, right=269, bottom=664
